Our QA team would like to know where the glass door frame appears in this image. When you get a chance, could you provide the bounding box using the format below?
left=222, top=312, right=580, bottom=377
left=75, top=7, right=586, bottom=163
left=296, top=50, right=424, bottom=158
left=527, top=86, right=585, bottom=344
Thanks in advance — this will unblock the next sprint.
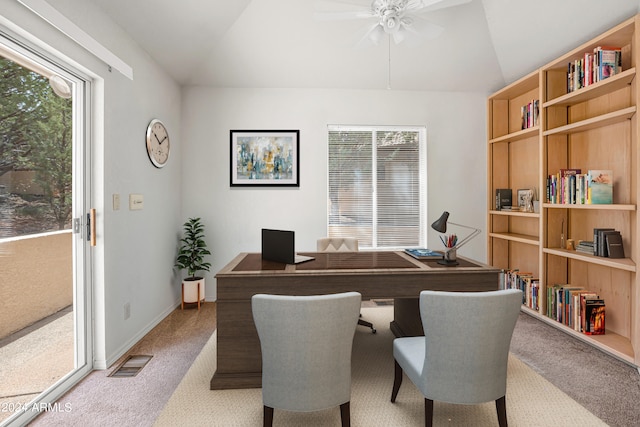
left=0, top=29, right=94, bottom=427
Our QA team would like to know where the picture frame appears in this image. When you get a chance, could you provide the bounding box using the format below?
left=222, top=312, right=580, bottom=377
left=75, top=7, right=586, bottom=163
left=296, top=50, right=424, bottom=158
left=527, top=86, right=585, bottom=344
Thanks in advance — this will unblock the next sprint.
left=230, top=130, right=300, bottom=187
left=517, top=188, right=534, bottom=211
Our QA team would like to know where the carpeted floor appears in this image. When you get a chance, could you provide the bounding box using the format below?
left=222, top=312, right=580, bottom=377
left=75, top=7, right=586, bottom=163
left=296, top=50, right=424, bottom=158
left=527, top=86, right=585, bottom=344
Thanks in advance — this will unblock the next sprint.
left=29, top=303, right=217, bottom=427
left=154, top=306, right=606, bottom=426
left=30, top=302, right=640, bottom=426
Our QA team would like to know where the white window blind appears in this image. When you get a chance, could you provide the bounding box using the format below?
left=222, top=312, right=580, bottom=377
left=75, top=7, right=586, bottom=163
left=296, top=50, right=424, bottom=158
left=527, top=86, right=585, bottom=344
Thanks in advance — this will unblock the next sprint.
left=327, top=125, right=427, bottom=249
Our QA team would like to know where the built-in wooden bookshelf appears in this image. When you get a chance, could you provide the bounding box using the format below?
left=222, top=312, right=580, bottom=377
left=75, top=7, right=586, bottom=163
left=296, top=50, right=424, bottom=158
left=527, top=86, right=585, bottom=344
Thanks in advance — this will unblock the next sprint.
left=487, top=15, right=639, bottom=366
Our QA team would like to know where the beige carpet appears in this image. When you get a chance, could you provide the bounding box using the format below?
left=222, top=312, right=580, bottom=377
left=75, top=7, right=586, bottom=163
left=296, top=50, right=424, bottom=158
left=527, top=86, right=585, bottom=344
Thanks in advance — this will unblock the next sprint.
left=155, top=306, right=606, bottom=426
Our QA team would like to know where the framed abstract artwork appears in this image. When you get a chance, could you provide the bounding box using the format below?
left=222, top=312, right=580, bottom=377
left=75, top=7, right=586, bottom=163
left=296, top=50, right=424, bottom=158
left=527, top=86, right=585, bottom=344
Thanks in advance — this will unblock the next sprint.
left=230, top=130, right=300, bottom=187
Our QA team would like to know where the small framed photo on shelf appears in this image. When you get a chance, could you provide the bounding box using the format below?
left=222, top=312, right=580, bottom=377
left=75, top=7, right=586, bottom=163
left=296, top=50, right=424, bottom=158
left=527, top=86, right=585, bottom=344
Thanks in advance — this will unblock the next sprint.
left=230, top=130, right=300, bottom=187
left=517, top=188, right=534, bottom=212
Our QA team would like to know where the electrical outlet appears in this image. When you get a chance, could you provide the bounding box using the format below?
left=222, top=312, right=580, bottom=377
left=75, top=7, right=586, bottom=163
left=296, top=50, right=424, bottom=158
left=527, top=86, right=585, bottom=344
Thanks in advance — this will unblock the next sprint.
left=113, top=193, right=120, bottom=210
left=124, top=302, right=130, bottom=320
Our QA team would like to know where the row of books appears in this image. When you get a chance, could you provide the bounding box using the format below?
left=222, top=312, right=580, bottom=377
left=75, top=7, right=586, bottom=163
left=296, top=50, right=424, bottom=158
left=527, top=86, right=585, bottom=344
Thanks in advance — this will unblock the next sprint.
left=521, top=99, right=539, bottom=130
left=546, top=169, right=613, bottom=204
left=567, top=46, right=622, bottom=93
left=575, top=240, right=594, bottom=255
left=547, top=284, right=605, bottom=335
left=499, top=270, right=606, bottom=335
left=593, top=228, right=625, bottom=258
left=500, top=269, right=540, bottom=311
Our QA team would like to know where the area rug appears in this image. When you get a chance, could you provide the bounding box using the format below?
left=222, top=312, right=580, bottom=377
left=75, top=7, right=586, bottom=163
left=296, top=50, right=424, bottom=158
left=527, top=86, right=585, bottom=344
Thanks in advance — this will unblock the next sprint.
left=154, top=306, right=606, bottom=426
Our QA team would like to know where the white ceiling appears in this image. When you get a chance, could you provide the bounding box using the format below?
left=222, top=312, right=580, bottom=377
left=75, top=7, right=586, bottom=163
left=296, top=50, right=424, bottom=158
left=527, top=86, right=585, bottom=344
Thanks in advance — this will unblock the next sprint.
left=85, top=0, right=640, bottom=93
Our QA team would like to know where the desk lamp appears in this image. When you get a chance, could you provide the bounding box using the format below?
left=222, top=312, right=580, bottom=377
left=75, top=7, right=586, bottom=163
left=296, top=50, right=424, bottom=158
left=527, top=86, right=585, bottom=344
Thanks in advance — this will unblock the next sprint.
left=431, top=211, right=481, bottom=266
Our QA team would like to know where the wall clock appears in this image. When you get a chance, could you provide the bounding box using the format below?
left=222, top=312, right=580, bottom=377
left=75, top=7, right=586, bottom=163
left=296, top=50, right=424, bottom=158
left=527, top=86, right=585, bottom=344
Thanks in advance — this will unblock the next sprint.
left=145, top=119, right=170, bottom=168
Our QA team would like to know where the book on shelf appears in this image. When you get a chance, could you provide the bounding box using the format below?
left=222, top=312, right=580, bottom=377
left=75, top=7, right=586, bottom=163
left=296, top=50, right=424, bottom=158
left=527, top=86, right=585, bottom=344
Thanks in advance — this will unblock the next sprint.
left=579, top=291, right=599, bottom=332
left=567, top=46, right=622, bottom=93
left=570, top=289, right=587, bottom=330
left=547, top=169, right=589, bottom=204
left=561, top=169, right=581, bottom=204
left=495, top=188, right=512, bottom=210
left=562, top=287, right=583, bottom=328
left=575, top=240, right=594, bottom=254
left=587, top=170, right=613, bottom=204
left=522, top=276, right=540, bottom=311
left=595, top=46, right=622, bottom=81
left=501, top=270, right=533, bottom=306
left=605, top=232, right=625, bottom=258
left=584, top=299, right=606, bottom=335
left=404, top=248, right=443, bottom=260
left=593, top=228, right=615, bottom=256
left=520, top=99, right=539, bottom=130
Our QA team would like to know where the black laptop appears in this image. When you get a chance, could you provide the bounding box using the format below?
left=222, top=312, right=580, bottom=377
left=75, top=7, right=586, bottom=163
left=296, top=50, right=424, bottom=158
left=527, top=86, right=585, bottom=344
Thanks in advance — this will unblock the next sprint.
left=261, top=229, right=314, bottom=264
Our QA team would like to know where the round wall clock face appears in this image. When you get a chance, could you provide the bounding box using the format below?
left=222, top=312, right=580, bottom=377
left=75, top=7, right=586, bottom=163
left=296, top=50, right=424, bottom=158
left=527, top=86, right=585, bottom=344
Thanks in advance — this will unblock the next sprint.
left=145, top=119, right=170, bottom=168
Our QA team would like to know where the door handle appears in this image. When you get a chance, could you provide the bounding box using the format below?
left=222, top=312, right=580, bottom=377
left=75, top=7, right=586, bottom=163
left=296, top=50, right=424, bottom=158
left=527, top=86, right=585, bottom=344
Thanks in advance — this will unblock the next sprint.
left=87, top=209, right=96, bottom=246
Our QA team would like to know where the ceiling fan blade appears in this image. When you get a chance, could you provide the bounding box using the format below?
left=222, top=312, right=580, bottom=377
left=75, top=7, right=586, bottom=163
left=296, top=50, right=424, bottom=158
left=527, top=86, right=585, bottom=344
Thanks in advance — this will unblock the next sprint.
left=407, top=0, right=472, bottom=14
left=316, top=0, right=372, bottom=7
left=314, top=10, right=375, bottom=21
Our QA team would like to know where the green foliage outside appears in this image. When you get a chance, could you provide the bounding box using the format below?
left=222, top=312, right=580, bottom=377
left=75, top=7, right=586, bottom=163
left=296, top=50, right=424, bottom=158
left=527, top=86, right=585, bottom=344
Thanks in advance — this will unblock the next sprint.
left=0, top=57, right=73, bottom=236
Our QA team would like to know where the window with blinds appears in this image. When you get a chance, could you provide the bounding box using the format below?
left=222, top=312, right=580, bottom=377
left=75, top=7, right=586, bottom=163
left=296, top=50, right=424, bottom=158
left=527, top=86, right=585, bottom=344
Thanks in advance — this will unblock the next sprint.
left=327, top=126, right=427, bottom=249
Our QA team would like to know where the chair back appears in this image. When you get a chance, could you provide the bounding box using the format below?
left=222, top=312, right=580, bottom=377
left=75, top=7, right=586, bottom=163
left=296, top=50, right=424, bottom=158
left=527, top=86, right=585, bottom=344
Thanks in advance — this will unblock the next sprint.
left=317, top=237, right=359, bottom=252
left=252, top=292, right=362, bottom=412
left=418, top=289, right=522, bottom=404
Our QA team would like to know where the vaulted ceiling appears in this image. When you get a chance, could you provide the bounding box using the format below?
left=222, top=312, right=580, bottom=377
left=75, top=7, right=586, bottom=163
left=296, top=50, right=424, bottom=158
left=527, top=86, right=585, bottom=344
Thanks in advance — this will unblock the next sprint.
left=85, top=0, right=640, bottom=93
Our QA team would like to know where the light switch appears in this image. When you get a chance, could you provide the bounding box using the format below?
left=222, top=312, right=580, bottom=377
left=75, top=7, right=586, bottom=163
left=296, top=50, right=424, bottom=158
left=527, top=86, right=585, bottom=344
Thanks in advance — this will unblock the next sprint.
left=129, top=194, right=144, bottom=210
left=113, top=193, right=120, bottom=210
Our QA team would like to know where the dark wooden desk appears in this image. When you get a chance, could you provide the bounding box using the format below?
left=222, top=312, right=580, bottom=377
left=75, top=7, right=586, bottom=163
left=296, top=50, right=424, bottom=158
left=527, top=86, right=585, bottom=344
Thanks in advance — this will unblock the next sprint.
left=211, top=251, right=500, bottom=390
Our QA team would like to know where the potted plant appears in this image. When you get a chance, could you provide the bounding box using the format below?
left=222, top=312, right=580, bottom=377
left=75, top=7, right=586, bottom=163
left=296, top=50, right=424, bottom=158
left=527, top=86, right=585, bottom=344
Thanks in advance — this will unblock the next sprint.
left=175, top=217, right=211, bottom=309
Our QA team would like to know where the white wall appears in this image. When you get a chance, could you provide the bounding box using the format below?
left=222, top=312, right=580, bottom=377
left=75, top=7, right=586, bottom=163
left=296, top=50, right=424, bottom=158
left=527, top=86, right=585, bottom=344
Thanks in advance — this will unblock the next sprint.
left=1, top=0, right=489, bottom=370
left=0, top=0, right=183, bottom=368
left=181, top=87, right=488, bottom=301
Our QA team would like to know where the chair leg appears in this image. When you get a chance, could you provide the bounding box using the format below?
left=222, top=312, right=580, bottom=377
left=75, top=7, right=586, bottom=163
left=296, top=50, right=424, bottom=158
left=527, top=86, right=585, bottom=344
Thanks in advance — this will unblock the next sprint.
left=424, top=398, right=434, bottom=427
left=340, top=401, right=351, bottom=427
left=358, top=317, right=376, bottom=333
left=263, top=406, right=274, bottom=427
left=391, top=360, right=403, bottom=402
left=495, top=396, right=507, bottom=427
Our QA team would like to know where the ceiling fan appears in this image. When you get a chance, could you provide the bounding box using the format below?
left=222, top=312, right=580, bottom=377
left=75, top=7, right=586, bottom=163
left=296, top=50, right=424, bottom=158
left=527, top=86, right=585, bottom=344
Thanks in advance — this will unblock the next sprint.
left=315, top=0, right=472, bottom=47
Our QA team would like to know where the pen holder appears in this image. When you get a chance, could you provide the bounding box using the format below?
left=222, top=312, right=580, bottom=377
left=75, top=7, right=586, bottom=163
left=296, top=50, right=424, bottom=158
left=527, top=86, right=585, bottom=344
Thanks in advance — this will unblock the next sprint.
left=438, top=248, right=458, bottom=266
left=444, top=249, right=457, bottom=262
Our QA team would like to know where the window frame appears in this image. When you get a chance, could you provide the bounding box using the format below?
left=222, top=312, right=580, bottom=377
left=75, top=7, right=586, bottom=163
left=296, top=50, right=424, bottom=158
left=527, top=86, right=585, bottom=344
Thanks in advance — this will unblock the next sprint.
left=327, top=124, right=427, bottom=249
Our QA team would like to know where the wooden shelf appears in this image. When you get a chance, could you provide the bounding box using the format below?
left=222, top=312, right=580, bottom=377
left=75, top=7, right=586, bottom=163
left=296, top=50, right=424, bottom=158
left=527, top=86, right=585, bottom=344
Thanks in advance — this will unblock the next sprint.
left=489, top=209, right=540, bottom=217
left=543, top=68, right=636, bottom=108
left=489, top=126, right=539, bottom=144
left=543, top=247, right=636, bottom=272
left=489, top=232, right=539, bottom=246
left=543, top=106, right=636, bottom=136
left=490, top=69, right=539, bottom=100
left=520, top=307, right=634, bottom=365
left=488, top=15, right=640, bottom=367
left=543, top=203, right=636, bottom=211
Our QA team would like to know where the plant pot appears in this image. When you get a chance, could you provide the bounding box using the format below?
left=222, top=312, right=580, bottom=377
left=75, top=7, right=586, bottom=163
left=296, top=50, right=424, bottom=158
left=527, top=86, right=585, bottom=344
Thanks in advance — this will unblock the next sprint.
left=181, top=277, right=205, bottom=310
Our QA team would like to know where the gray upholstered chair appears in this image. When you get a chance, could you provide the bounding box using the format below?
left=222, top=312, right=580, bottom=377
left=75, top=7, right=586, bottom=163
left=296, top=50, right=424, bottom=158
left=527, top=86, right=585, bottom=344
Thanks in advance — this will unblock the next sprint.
left=252, top=292, right=362, bottom=427
left=316, top=237, right=359, bottom=252
left=390, top=289, right=522, bottom=427
left=316, top=237, right=376, bottom=333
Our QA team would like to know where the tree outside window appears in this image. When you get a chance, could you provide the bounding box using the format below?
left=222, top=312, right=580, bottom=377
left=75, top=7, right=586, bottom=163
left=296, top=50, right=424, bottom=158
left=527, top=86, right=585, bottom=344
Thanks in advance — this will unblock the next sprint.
left=0, top=57, right=72, bottom=238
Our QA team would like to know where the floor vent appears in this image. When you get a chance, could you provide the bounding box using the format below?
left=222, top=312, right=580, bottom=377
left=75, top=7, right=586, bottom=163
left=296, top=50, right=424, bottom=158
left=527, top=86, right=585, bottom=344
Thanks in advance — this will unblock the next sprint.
left=109, top=355, right=153, bottom=378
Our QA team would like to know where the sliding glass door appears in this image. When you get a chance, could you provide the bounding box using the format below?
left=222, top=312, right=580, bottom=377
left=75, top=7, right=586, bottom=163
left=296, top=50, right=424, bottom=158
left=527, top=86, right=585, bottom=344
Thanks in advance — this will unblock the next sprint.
left=0, top=32, right=93, bottom=427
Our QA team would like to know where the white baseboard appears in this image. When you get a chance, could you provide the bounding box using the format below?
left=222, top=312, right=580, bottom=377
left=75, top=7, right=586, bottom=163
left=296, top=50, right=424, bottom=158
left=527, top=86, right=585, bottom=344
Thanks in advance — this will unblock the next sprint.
left=93, top=298, right=181, bottom=370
